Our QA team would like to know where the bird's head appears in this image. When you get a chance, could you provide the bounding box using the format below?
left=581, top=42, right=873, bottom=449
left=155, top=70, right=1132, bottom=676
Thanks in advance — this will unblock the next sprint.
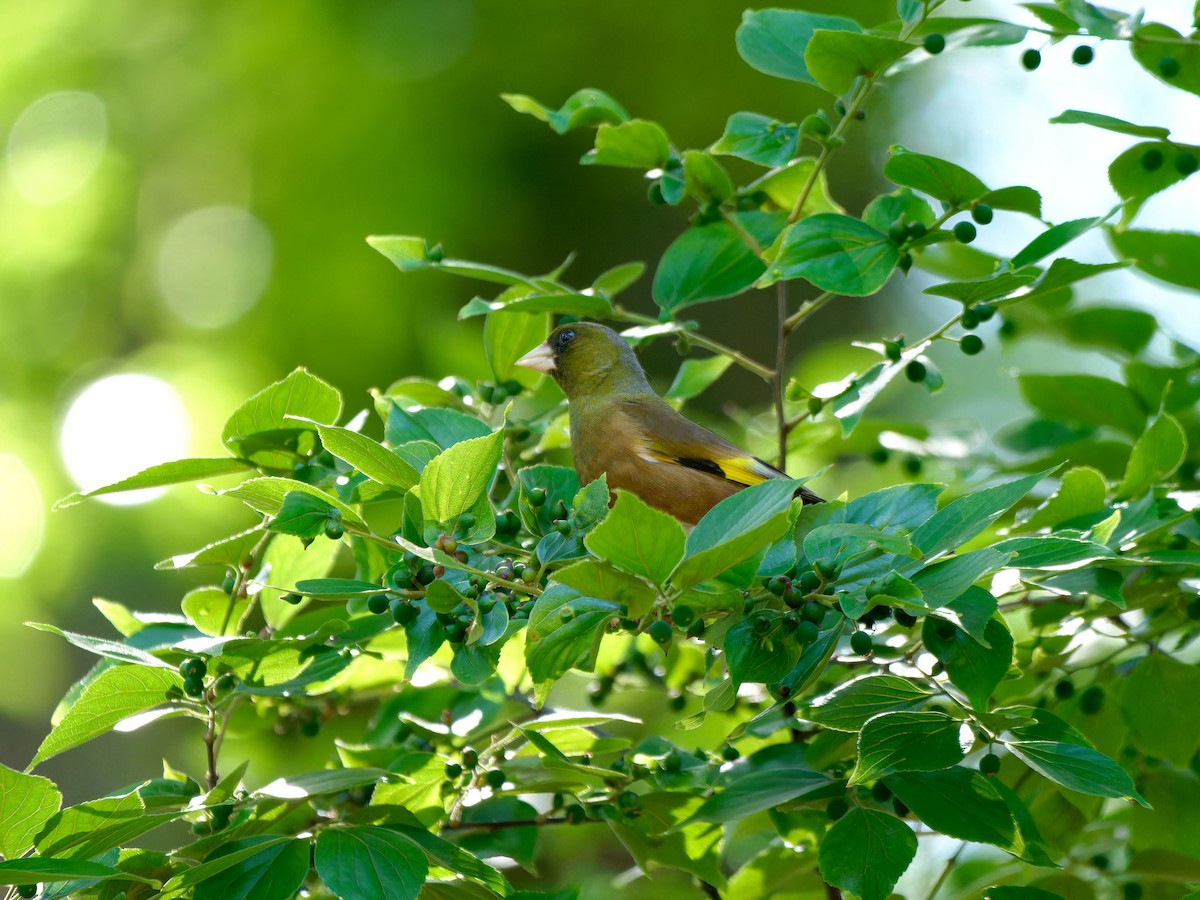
left=516, top=322, right=651, bottom=400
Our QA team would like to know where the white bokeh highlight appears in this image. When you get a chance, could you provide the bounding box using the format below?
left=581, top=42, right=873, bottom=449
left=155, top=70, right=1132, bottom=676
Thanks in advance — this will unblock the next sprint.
left=6, top=91, right=108, bottom=206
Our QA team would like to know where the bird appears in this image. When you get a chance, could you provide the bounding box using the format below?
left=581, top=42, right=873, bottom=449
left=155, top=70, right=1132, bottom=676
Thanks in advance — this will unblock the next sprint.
left=515, top=322, right=823, bottom=525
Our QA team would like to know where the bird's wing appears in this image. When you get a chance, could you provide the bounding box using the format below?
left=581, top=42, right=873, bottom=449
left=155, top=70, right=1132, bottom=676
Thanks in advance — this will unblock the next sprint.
left=615, top=397, right=784, bottom=486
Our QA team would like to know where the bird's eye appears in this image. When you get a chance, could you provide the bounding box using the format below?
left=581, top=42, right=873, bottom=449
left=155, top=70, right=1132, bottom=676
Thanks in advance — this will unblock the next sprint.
left=556, top=329, right=576, bottom=348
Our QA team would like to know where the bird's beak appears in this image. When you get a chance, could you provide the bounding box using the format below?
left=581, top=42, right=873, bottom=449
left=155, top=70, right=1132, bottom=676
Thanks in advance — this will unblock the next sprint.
left=515, top=341, right=556, bottom=374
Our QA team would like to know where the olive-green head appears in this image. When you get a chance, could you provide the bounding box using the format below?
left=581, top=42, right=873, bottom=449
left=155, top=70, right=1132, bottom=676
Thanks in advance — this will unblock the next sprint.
left=515, top=322, right=652, bottom=400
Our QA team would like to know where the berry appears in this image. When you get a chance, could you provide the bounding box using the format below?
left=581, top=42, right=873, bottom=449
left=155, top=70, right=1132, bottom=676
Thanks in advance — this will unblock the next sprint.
left=528, top=487, right=547, bottom=507
left=722, top=744, right=740, bottom=761
left=1124, top=883, right=1144, bottom=900
left=415, top=563, right=437, bottom=585
left=903, top=456, right=923, bottom=476
left=390, top=599, right=418, bottom=625
left=894, top=610, right=917, bottom=628
left=668, top=692, right=686, bottom=711
left=462, top=748, right=479, bottom=768
left=485, top=769, right=506, bottom=789
left=953, top=221, right=977, bottom=244
left=1080, top=685, right=1105, bottom=714
left=975, top=302, right=996, bottom=322
left=870, top=447, right=890, bottom=465
left=324, top=519, right=345, bottom=540
left=214, top=673, right=237, bottom=696
left=826, top=797, right=849, bottom=820
left=686, top=618, right=707, bottom=639
left=663, top=752, right=682, bottom=772
left=850, top=630, right=873, bottom=656
left=445, top=762, right=463, bottom=779
left=444, top=622, right=466, bottom=643
left=888, top=220, right=909, bottom=244
left=183, top=675, right=206, bottom=698
left=1054, top=678, right=1075, bottom=700
left=961, top=307, right=980, bottom=329
left=796, top=620, right=821, bottom=644
left=905, top=360, right=927, bottom=382
left=980, top=752, right=1001, bottom=775
left=797, top=570, right=821, bottom=593
left=672, top=605, right=695, bottom=627
left=766, top=575, right=789, bottom=596
left=648, top=620, right=673, bottom=644
left=782, top=611, right=799, bottom=631
left=898, top=253, right=913, bottom=274
left=617, top=790, right=640, bottom=810
left=934, top=620, right=957, bottom=641
left=923, top=33, right=946, bottom=54
left=753, top=615, right=772, bottom=635
left=17, top=885, right=38, bottom=899
left=893, top=798, right=910, bottom=818
left=907, top=222, right=927, bottom=240
left=180, top=657, right=207, bottom=680
left=960, top=334, right=984, bottom=355
left=1072, top=45, right=1094, bottom=65
left=1176, top=152, right=1199, bottom=176
left=1142, top=148, right=1164, bottom=171
left=300, top=718, right=321, bottom=738
left=564, top=804, right=586, bottom=824
left=1021, top=48, right=1041, bottom=70
left=871, top=781, right=892, bottom=802
left=971, top=203, right=993, bottom=225
left=802, top=600, right=825, bottom=624
left=367, top=593, right=390, bottom=615
left=814, top=558, right=841, bottom=581
left=884, top=341, right=903, bottom=363
left=1159, top=56, right=1181, bottom=78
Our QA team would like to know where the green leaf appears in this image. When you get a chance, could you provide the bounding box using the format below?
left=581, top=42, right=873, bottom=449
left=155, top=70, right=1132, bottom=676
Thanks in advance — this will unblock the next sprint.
left=747, top=157, right=843, bottom=215
left=805, top=30, right=914, bottom=94
left=219, top=477, right=365, bottom=527
left=454, top=797, right=540, bottom=872
left=418, top=427, right=503, bottom=524
left=807, top=675, right=932, bottom=732
left=310, top=423, right=421, bottom=491
left=979, top=185, right=1043, bottom=218
left=922, top=617, right=1013, bottom=710
left=883, top=146, right=989, bottom=205
left=53, top=457, right=251, bottom=510
left=672, top=479, right=799, bottom=591
left=1024, top=466, right=1108, bottom=530
left=0, top=858, right=134, bottom=888
left=911, top=548, right=1011, bottom=608
left=983, top=888, right=1067, bottom=900
left=192, top=836, right=311, bottom=900
left=691, top=764, right=833, bottom=822
left=524, top=585, right=618, bottom=697
left=257, top=526, right=340, bottom=629
left=760, top=214, right=898, bottom=295
left=652, top=211, right=785, bottom=313
left=501, top=88, right=629, bottom=134
left=711, top=112, right=799, bottom=168
left=582, top=119, right=670, bottom=169
left=365, top=235, right=443, bottom=272
left=665, top=355, right=733, bottom=402
left=850, top=711, right=969, bottom=784
left=991, top=536, right=1113, bottom=569
left=390, top=825, right=509, bottom=895
left=181, top=587, right=250, bottom=637
left=1131, top=23, right=1200, bottom=98
left=158, top=836, right=295, bottom=899
left=724, top=615, right=801, bottom=684
left=682, top=150, right=734, bottom=202
left=0, top=763, right=61, bottom=858
left=592, top=261, right=645, bottom=298
left=1060, top=306, right=1157, bottom=355
left=459, top=290, right=612, bottom=320
left=551, top=559, right=658, bottom=620
left=294, top=577, right=385, bottom=598
left=845, top=483, right=943, bottom=535
left=485, top=309, right=550, bottom=389
left=25, top=623, right=178, bottom=670
left=155, top=525, right=264, bottom=572
left=911, top=467, right=1055, bottom=559
left=584, top=490, right=685, bottom=586
left=817, top=807, right=916, bottom=900
left=1117, top=653, right=1200, bottom=767
left=30, top=666, right=183, bottom=769
left=1109, top=227, right=1200, bottom=290
left=1110, top=142, right=1200, bottom=224
left=735, top=9, right=861, bottom=84
left=1050, top=109, right=1170, bottom=139
left=1019, top=374, right=1145, bottom=437
left=314, top=826, right=428, bottom=900
left=267, top=490, right=339, bottom=541
left=861, top=188, right=935, bottom=233
left=34, top=788, right=181, bottom=859
left=1005, top=741, right=1148, bottom=807
left=886, top=768, right=1021, bottom=852
left=384, top=404, right=491, bottom=451
left=1011, top=215, right=1106, bottom=269
left=221, top=368, right=342, bottom=467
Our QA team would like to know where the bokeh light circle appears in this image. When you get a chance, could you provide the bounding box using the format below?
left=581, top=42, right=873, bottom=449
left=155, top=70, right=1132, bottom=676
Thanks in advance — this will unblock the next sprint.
left=0, top=455, right=44, bottom=577
left=60, top=374, right=190, bottom=506
left=7, top=91, right=108, bottom=205
left=155, top=205, right=274, bottom=329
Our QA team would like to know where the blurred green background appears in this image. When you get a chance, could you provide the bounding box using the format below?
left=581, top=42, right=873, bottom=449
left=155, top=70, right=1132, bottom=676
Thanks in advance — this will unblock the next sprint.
left=2, top=0, right=1196, bottom=873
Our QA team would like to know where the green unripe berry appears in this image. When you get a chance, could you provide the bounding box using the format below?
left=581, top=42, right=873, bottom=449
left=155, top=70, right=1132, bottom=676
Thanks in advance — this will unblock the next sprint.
left=722, top=744, right=740, bottom=761
left=462, top=748, right=479, bottom=768
left=1142, top=148, right=1164, bottom=171
left=1054, top=678, right=1075, bottom=700
left=367, top=593, right=390, bottom=615
left=796, top=620, right=820, bottom=644
left=1176, top=152, right=1199, bottom=176
left=648, top=620, right=673, bottom=644
left=850, top=630, right=873, bottom=656
left=662, top=751, right=682, bottom=772
left=870, top=447, right=890, bottom=465
left=300, top=718, right=321, bottom=738
left=1124, top=882, right=1144, bottom=900
left=894, top=610, right=917, bottom=628
left=528, top=487, right=547, bottom=507
left=180, top=657, right=207, bottom=680
left=1021, top=48, right=1041, bottom=70
left=668, top=692, right=686, bottom=711
left=1079, top=685, right=1105, bottom=714
left=782, top=611, right=799, bottom=631
left=971, top=203, right=993, bottom=225
left=672, top=604, right=695, bottom=627
left=444, top=622, right=466, bottom=643
left=923, top=33, right=946, bottom=54
left=802, top=600, right=825, bottom=624
left=980, top=752, right=1001, bottom=775
left=485, top=769, right=506, bottom=789
left=752, top=614, right=772, bottom=635
left=686, top=618, right=706, bottom=639
left=871, top=780, right=893, bottom=802
left=617, top=790, right=640, bottom=810
left=183, top=675, right=206, bottom=698
left=906, top=221, right=927, bottom=240
left=17, top=886, right=38, bottom=899
left=898, top=252, right=913, bottom=274
left=960, top=334, right=984, bottom=355
left=1159, top=56, right=1181, bottom=78
left=445, top=762, right=463, bottom=779
left=554, top=519, right=572, bottom=536
left=214, top=673, right=237, bottom=696
left=884, top=341, right=903, bottom=363
left=564, top=804, right=586, bottom=824
left=961, top=307, right=980, bottom=329
left=905, top=360, right=927, bottom=383
left=903, top=456, right=923, bottom=476
left=888, top=220, right=909, bottom=245
left=415, top=563, right=437, bottom=585
left=813, top=558, right=841, bottom=581
left=953, top=221, right=977, bottom=244
left=1072, top=45, right=1094, bottom=65
left=390, top=599, right=418, bottom=625
left=826, top=797, right=849, bottom=820
left=324, top=519, right=345, bottom=540
left=766, top=575, right=789, bottom=596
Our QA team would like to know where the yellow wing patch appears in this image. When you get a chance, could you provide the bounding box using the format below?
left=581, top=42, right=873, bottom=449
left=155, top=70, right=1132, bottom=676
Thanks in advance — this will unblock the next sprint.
left=642, top=448, right=783, bottom=487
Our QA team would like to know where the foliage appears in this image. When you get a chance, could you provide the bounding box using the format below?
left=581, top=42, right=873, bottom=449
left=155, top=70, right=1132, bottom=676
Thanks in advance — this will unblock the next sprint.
left=4, top=2, right=1200, bottom=898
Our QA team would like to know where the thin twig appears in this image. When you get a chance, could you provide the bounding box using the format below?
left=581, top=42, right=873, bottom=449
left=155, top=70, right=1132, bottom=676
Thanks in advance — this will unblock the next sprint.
left=926, top=842, right=966, bottom=900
